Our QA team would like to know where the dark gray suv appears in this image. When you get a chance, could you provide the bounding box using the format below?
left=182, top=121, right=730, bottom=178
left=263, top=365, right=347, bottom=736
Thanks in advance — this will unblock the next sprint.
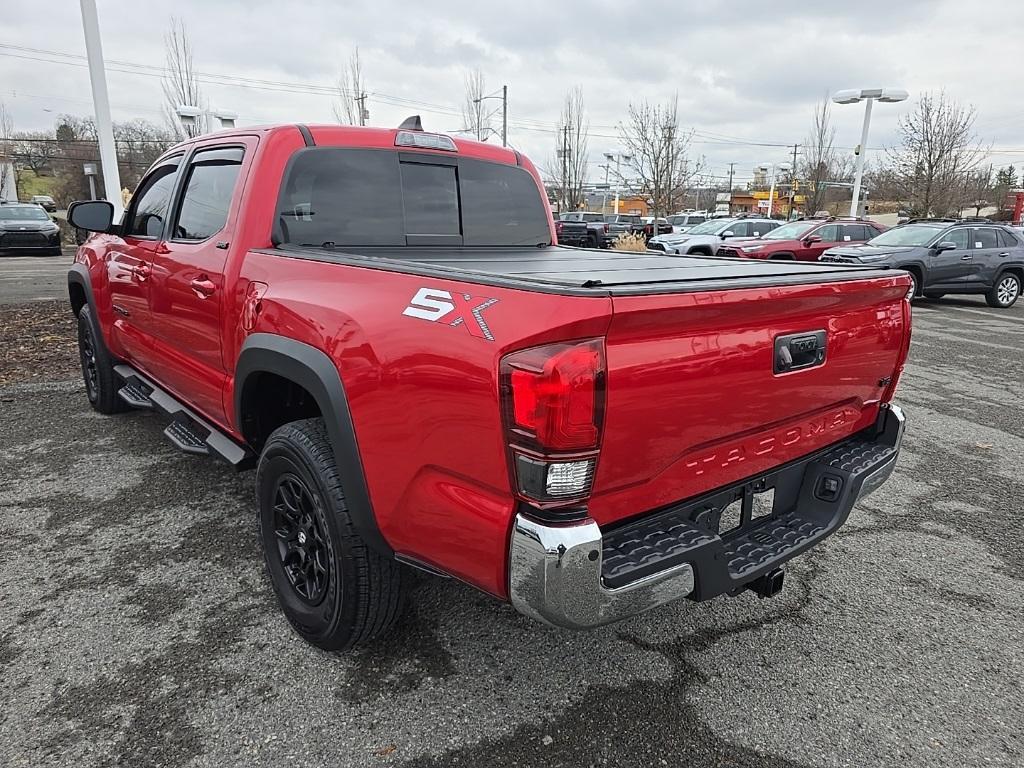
left=821, top=218, right=1023, bottom=308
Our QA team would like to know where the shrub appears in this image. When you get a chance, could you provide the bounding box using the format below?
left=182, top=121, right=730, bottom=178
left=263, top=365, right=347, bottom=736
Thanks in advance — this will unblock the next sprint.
left=612, top=232, right=648, bottom=252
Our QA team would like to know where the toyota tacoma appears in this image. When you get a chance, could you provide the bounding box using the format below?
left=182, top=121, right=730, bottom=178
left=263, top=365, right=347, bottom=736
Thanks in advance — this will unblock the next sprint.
left=67, top=120, right=911, bottom=650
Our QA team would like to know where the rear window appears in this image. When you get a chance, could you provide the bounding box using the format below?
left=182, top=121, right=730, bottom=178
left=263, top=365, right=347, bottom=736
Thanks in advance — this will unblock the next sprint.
left=275, top=148, right=551, bottom=247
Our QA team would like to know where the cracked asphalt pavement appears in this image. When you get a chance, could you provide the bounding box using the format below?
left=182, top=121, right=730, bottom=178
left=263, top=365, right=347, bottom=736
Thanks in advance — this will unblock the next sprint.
left=1, top=283, right=1022, bottom=767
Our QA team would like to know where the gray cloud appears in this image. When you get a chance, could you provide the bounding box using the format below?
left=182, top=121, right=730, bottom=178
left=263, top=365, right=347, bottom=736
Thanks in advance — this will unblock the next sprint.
left=2, top=0, right=1022, bottom=182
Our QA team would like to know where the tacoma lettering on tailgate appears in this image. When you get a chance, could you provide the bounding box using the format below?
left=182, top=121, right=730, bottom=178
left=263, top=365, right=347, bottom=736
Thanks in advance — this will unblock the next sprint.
left=684, top=406, right=859, bottom=477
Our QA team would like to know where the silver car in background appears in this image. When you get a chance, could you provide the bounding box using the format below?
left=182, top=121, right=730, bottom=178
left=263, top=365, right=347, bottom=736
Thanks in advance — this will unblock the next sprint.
left=648, top=216, right=781, bottom=255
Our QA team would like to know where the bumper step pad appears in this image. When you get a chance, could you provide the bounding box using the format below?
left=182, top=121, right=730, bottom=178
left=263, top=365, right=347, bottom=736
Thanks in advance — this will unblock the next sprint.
left=600, top=410, right=902, bottom=598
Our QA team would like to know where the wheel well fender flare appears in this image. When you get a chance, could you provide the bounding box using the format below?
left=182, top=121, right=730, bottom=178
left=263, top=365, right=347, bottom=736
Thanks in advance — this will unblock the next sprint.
left=235, top=333, right=392, bottom=556
left=67, top=263, right=96, bottom=316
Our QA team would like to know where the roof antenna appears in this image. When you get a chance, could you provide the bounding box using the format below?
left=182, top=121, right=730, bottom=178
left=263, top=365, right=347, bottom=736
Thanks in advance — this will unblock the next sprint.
left=397, top=115, right=423, bottom=131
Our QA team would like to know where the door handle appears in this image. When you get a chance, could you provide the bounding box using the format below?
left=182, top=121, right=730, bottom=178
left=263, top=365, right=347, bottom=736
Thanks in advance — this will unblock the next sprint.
left=960, top=254, right=972, bottom=260
left=132, top=263, right=151, bottom=280
left=190, top=277, right=217, bottom=298
left=998, top=252, right=1010, bottom=257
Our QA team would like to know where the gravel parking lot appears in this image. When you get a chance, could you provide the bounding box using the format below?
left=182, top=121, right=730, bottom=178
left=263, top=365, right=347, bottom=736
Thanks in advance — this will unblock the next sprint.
left=1, top=270, right=1022, bottom=767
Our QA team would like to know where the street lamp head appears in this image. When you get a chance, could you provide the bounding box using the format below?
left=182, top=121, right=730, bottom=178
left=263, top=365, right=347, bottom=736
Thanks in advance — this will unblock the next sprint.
left=832, top=89, right=863, bottom=105
left=877, top=88, right=909, bottom=103
left=604, top=152, right=614, bottom=161
left=833, top=87, right=909, bottom=104
left=212, top=110, right=237, bottom=129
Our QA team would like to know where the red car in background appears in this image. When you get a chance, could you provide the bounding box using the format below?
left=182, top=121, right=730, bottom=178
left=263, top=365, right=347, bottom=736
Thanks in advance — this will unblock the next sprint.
left=718, top=217, right=886, bottom=261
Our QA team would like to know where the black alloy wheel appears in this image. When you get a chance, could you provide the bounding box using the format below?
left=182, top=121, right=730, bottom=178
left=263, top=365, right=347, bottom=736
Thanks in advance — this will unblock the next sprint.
left=272, top=474, right=331, bottom=604
left=78, top=318, right=99, bottom=403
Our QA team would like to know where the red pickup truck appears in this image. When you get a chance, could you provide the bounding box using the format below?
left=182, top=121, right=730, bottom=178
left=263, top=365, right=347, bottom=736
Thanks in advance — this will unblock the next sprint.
left=67, top=121, right=911, bottom=651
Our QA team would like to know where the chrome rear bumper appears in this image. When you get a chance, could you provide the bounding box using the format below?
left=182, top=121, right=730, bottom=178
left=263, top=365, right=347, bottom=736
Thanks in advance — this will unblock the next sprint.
left=508, top=404, right=905, bottom=630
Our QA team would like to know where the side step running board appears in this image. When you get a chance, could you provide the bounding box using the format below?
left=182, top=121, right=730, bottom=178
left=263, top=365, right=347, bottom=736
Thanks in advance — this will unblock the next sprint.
left=113, top=364, right=254, bottom=470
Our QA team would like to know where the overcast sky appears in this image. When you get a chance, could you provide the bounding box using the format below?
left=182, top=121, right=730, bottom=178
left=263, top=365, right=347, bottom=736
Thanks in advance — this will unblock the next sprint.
left=3, top=0, right=1024, bottom=188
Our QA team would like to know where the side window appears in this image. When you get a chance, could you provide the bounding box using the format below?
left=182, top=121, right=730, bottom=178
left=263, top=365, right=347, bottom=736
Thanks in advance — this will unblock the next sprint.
left=125, top=159, right=181, bottom=238
left=816, top=224, right=840, bottom=241
left=842, top=224, right=866, bottom=241
left=749, top=222, right=772, bottom=237
left=728, top=222, right=749, bottom=236
left=947, top=228, right=970, bottom=250
left=172, top=147, right=244, bottom=241
left=997, top=229, right=1020, bottom=248
left=974, top=228, right=998, bottom=249
left=865, top=225, right=882, bottom=239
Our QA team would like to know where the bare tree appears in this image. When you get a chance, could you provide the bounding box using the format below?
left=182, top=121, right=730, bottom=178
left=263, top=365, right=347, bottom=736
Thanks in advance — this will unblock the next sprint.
left=0, top=101, right=14, bottom=199
left=162, top=18, right=204, bottom=139
left=618, top=96, right=703, bottom=216
left=333, top=48, right=368, bottom=125
left=885, top=91, right=988, bottom=217
left=461, top=68, right=493, bottom=141
left=544, top=87, right=589, bottom=211
left=800, top=98, right=842, bottom=215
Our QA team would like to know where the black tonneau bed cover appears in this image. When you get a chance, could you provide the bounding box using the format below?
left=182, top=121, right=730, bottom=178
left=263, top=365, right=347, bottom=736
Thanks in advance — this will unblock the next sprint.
left=270, top=245, right=894, bottom=296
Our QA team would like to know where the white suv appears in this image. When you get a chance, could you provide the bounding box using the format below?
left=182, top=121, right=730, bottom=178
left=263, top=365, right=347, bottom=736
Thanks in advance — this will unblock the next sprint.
left=649, top=217, right=781, bottom=255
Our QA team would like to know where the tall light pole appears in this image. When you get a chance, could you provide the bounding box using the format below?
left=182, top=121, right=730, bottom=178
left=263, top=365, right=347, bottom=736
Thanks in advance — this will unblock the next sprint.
left=604, top=151, right=632, bottom=214
left=759, top=163, right=790, bottom=218
left=79, top=0, right=123, bottom=220
left=833, top=87, right=908, bottom=217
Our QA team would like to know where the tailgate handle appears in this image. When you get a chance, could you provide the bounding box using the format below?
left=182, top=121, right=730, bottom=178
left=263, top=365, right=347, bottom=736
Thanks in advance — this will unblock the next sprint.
left=774, top=330, right=826, bottom=374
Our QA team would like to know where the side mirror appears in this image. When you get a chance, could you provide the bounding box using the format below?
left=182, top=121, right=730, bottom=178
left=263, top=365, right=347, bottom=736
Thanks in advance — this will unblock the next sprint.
left=804, top=234, right=822, bottom=244
left=721, top=230, right=734, bottom=238
left=68, top=200, right=115, bottom=233
left=934, top=241, right=957, bottom=252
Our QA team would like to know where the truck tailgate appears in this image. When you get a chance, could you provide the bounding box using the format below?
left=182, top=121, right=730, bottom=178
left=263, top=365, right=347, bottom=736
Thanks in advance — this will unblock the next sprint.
left=588, top=275, right=909, bottom=526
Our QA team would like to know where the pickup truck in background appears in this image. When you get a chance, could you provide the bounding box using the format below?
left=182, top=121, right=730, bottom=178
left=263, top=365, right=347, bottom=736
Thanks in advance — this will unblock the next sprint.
left=67, top=121, right=911, bottom=651
left=553, top=215, right=589, bottom=246
left=559, top=211, right=612, bottom=248
left=604, top=213, right=642, bottom=240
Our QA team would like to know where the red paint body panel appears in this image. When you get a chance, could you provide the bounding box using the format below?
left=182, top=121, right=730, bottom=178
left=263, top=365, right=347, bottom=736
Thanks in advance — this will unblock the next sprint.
left=75, top=123, right=912, bottom=603
left=589, top=277, right=909, bottom=525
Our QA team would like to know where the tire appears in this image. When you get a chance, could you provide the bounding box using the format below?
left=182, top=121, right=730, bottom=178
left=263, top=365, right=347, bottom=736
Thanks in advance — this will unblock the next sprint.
left=587, top=233, right=599, bottom=249
left=905, top=271, right=919, bottom=300
left=257, top=418, right=407, bottom=651
left=986, top=272, right=1021, bottom=308
left=77, top=304, right=128, bottom=414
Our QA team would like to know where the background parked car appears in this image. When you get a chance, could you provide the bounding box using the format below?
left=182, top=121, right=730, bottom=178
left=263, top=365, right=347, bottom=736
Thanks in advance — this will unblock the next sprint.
left=559, top=211, right=612, bottom=247
left=604, top=213, right=642, bottom=239
left=553, top=216, right=589, bottom=247
left=0, top=201, right=63, bottom=256
left=667, top=212, right=707, bottom=234
left=718, top=217, right=885, bottom=260
left=30, top=195, right=57, bottom=213
left=821, top=218, right=1024, bottom=308
left=649, top=216, right=781, bottom=255
left=635, top=216, right=671, bottom=241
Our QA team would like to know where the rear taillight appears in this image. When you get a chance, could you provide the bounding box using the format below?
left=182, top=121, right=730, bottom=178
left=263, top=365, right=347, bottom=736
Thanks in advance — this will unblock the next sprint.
left=500, top=339, right=605, bottom=505
left=603, top=223, right=609, bottom=233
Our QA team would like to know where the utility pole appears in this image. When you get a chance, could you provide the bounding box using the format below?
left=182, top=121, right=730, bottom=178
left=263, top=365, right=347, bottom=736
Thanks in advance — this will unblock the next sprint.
left=727, top=162, right=735, bottom=214
left=79, top=0, right=123, bottom=220
left=355, top=92, right=368, bottom=126
left=501, top=84, right=507, bottom=147
left=789, top=143, right=799, bottom=218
